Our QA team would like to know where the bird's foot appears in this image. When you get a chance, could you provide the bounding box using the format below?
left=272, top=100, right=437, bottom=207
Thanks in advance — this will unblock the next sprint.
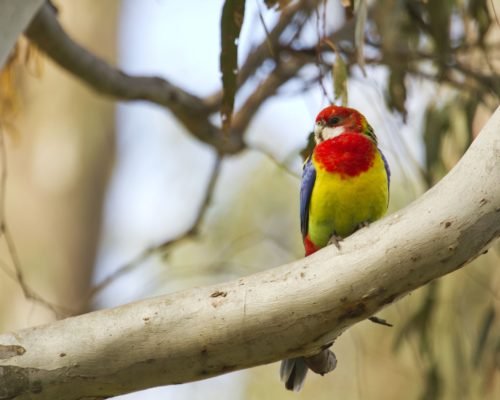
left=368, top=316, right=393, bottom=327
left=327, top=234, right=342, bottom=250
left=357, top=221, right=371, bottom=230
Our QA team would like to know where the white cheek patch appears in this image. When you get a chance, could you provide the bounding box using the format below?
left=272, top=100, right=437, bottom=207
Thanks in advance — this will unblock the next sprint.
left=321, top=126, right=345, bottom=140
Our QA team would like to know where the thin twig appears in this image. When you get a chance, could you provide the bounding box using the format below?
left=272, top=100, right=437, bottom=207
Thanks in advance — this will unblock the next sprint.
left=86, top=155, right=224, bottom=302
left=201, top=0, right=322, bottom=112
left=0, top=126, right=68, bottom=317
left=231, top=56, right=305, bottom=134
left=255, top=0, right=275, bottom=59
left=314, top=3, right=333, bottom=103
left=248, top=144, right=301, bottom=179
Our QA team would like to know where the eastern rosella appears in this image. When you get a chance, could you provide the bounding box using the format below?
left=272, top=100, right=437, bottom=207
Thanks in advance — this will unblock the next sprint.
left=280, top=105, right=390, bottom=391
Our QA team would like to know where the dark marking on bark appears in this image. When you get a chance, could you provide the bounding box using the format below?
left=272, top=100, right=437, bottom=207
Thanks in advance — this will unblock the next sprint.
left=338, top=303, right=366, bottom=323
left=382, top=294, right=396, bottom=305
left=219, top=364, right=237, bottom=373
left=59, top=352, right=66, bottom=357
left=0, top=344, right=26, bottom=359
left=479, top=198, right=488, bottom=207
left=210, top=290, right=227, bottom=298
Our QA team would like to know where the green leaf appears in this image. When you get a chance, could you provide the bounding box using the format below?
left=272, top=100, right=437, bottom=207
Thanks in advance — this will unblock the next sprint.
left=468, top=0, right=493, bottom=44
left=333, top=55, right=348, bottom=106
left=386, top=69, right=407, bottom=119
left=423, top=103, right=450, bottom=185
left=419, top=362, right=442, bottom=400
left=473, top=306, right=496, bottom=368
left=393, top=281, right=438, bottom=355
left=425, top=0, right=452, bottom=72
left=354, top=0, right=367, bottom=75
left=220, top=0, right=246, bottom=133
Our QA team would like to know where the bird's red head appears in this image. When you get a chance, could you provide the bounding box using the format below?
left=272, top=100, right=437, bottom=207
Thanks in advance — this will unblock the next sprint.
left=314, top=105, right=376, bottom=143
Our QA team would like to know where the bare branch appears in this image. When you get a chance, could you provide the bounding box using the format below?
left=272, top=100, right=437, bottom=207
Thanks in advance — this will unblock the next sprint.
left=24, top=3, right=244, bottom=154
left=230, top=16, right=356, bottom=135
left=1, top=107, right=499, bottom=400
left=0, top=127, right=68, bottom=317
left=205, top=0, right=319, bottom=111
left=231, top=56, right=305, bottom=133
left=86, top=155, right=223, bottom=303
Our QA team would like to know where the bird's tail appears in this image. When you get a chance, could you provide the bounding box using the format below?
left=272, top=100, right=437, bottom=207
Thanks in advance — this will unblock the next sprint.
left=280, top=357, right=308, bottom=391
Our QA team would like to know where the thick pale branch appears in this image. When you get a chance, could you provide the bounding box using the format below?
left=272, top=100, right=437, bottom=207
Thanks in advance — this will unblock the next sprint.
left=1, top=108, right=499, bottom=399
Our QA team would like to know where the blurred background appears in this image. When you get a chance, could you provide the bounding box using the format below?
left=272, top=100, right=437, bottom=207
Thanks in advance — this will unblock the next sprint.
left=0, top=0, right=499, bottom=399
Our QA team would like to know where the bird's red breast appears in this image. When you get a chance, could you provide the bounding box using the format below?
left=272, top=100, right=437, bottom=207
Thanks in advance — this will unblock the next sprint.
left=313, top=133, right=376, bottom=177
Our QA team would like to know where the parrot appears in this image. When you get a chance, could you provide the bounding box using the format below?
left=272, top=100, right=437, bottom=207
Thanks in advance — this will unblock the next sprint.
left=280, top=105, right=391, bottom=391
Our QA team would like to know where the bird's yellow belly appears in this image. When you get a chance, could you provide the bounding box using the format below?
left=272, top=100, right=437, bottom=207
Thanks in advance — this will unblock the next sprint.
left=308, top=155, right=388, bottom=247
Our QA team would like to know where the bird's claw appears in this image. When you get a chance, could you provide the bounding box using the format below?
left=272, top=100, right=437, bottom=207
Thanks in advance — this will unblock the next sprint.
left=327, top=234, right=342, bottom=250
left=357, top=221, right=370, bottom=230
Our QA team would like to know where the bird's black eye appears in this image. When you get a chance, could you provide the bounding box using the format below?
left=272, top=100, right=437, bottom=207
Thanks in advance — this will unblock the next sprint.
left=328, top=116, right=340, bottom=125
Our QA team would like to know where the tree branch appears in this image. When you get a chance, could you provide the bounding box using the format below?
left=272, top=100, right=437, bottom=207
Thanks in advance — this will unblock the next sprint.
left=204, top=0, right=319, bottom=112
left=24, top=3, right=244, bottom=154
left=1, top=107, right=500, bottom=400
left=0, top=126, right=67, bottom=317
left=85, top=155, right=223, bottom=304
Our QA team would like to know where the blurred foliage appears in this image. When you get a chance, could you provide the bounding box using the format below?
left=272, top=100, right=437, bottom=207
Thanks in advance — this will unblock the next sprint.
left=367, top=0, right=499, bottom=117
left=333, top=54, right=348, bottom=106
left=0, top=39, right=42, bottom=136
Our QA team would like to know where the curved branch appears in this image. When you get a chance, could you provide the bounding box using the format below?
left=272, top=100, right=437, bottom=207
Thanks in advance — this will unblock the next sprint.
left=1, top=108, right=499, bottom=399
left=24, top=3, right=244, bottom=154
left=85, top=155, right=223, bottom=304
left=204, top=0, right=319, bottom=112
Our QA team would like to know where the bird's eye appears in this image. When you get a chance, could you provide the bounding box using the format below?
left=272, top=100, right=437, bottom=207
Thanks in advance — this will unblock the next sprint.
left=328, top=116, right=340, bottom=125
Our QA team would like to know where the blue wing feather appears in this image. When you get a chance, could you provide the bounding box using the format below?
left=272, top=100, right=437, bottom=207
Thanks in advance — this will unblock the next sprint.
left=300, top=157, right=316, bottom=239
left=380, top=149, right=391, bottom=190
